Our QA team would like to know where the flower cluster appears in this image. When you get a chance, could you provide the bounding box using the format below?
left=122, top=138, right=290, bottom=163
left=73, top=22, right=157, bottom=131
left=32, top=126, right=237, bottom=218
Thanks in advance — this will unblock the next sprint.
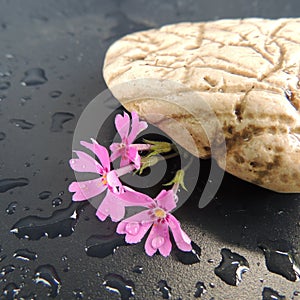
left=69, top=111, right=192, bottom=257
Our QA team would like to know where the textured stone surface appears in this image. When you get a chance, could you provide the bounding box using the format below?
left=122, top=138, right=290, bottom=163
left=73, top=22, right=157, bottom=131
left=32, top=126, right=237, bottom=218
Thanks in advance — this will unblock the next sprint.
left=103, top=18, right=300, bottom=192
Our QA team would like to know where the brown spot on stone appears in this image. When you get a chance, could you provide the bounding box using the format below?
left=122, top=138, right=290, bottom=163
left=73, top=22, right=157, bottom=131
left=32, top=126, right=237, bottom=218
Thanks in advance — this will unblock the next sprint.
left=234, top=152, right=245, bottom=164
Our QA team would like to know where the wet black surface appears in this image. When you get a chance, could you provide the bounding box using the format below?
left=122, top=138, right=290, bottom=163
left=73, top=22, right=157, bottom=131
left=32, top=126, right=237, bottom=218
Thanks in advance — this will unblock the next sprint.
left=1, top=0, right=300, bottom=299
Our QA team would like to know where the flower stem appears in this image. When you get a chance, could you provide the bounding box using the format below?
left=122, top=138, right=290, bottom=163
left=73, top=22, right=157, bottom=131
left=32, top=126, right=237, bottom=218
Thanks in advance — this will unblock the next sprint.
left=132, top=143, right=151, bottom=151
left=116, top=164, right=136, bottom=177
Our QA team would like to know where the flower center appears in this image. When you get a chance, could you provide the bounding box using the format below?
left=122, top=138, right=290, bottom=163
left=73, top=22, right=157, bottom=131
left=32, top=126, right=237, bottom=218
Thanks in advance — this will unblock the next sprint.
left=101, top=173, right=108, bottom=185
left=154, top=208, right=166, bottom=219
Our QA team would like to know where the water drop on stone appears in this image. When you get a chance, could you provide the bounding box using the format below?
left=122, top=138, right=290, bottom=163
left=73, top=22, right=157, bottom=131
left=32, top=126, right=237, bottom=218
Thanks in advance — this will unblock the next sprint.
left=157, top=280, right=172, bottom=299
left=21, top=68, right=47, bottom=86
left=258, top=239, right=300, bottom=281
left=13, top=249, right=37, bottom=261
left=103, top=273, right=135, bottom=300
left=49, top=90, right=62, bottom=98
left=0, top=81, right=10, bottom=90
left=0, top=132, right=6, bottom=141
left=262, top=287, right=285, bottom=299
left=20, top=96, right=31, bottom=104
left=52, top=197, right=63, bottom=207
left=194, top=281, right=207, bottom=298
left=214, top=248, right=249, bottom=286
left=1, top=282, right=20, bottom=299
left=85, top=234, right=126, bottom=258
left=11, top=202, right=80, bottom=240
left=73, top=289, right=84, bottom=299
left=0, top=265, right=16, bottom=278
left=0, top=178, right=29, bottom=193
left=34, top=264, right=61, bottom=298
left=39, top=191, right=52, bottom=200
left=132, top=265, right=143, bottom=274
left=50, top=112, right=74, bottom=132
left=5, top=54, right=14, bottom=59
left=6, top=201, right=17, bottom=215
left=0, top=255, right=7, bottom=262
left=10, top=119, right=34, bottom=129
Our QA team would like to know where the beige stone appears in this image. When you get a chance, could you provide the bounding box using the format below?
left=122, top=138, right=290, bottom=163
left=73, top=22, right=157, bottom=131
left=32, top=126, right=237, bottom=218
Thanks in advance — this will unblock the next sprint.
left=103, top=18, right=300, bottom=192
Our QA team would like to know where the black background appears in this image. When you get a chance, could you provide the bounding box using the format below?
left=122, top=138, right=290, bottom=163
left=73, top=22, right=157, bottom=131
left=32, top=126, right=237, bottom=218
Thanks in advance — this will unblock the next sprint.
left=1, top=0, right=300, bottom=299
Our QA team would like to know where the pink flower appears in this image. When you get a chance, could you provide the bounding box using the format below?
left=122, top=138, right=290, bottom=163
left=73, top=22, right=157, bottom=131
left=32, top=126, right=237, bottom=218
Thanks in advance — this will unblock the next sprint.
left=116, top=189, right=192, bottom=257
left=110, top=111, right=149, bottom=169
left=68, top=139, right=149, bottom=222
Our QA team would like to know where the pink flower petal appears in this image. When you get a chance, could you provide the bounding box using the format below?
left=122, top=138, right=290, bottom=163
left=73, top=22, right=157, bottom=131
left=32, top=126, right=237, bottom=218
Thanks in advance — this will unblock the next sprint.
left=126, top=146, right=140, bottom=169
left=117, top=219, right=152, bottom=244
left=80, top=139, right=110, bottom=170
left=120, top=156, right=130, bottom=168
left=68, top=178, right=106, bottom=201
left=127, top=111, right=148, bottom=144
left=69, top=151, right=101, bottom=173
left=118, top=209, right=153, bottom=224
left=106, top=170, right=123, bottom=194
left=110, top=148, right=122, bottom=162
left=145, top=223, right=172, bottom=257
left=168, top=214, right=192, bottom=252
left=119, top=187, right=154, bottom=207
left=115, top=112, right=130, bottom=141
left=96, top=190, right=126, bottom=222
left=155, top=190, right=176, bottom=212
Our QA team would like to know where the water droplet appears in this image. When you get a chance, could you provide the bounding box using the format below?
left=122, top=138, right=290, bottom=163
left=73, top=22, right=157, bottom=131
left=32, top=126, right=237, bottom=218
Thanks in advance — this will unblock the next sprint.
left=125, top=222, right=140, bottom=235
left=294, top=290, right=300, bottom=296
left=34, top=265, right=61, bottom=298
left=214, top=248, right=249, bottom=286
left=49, top=90, right=62, bottom=98
left=5, top=201, right=17, bottom=215
left=24, top=162, right=31, bottom=167
left=174, top=241, right=201, bottom=265
left=157, top=280, right=172, bottom=299
left=258, top=239, right=300, bottom=281
left=50, top=112, right=74, bottom=132
left=52, top=197, right=63, bottom=207
left=0, top=178, right=29, bottom=193
left=13, top=249, right=37, bottom=261
left=21, top=68, right=47, bottom=86
left=0, top=265, right=16, bottom=279
left=61, top=255, right=68, bottom=261
left=209, top=282, right=215, bottom=288
left=194, top=281, right=207, bottom=298
left=103, top=273, right=135, bottom=300
left=1, top=282, right=20, bottom=299
left=85, top=233, right=126, bottom=258
left=0, top=255, right=7, bottom=262
left=0, top=132, right=6, bottom=141
left=58, top=55, right=68, bottom=61
left=132, top=265, right=143, bottom=274
left=20, top=96, right=31, bottom=105
left=19, top=292, right=37, bottom=300
left=0, top=81, right=10, bottom=90
left=151, top=236, right=164, bottom=249
left=39, top=191, right=52, bottom=200
left=73, top=289, right=84, bottom=299
left=10, top=119, right=34, bottom=129
left=58, top=191, right=64, bottom=196
left=11, top=202, right=81, bottom=240
left=262, top=287, right=285, bottom=300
